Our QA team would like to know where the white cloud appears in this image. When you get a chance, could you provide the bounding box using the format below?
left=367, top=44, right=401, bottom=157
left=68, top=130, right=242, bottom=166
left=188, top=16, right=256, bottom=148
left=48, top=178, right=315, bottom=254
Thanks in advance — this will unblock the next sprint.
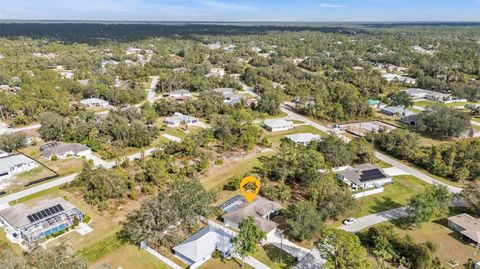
left=318, top=3, right=347, bottom=8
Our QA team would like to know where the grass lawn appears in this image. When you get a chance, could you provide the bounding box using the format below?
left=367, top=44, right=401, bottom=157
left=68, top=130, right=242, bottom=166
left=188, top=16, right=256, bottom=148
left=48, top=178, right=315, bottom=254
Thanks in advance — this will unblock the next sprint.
left=91, top=244, right=171, bottom=269
left=350, top=175, right=430, bottom=218
left=9, top=185, right=61, bottom=205
left=77, top=234, right=125, bottom=263
left=251, top=244, right=297, bottom=269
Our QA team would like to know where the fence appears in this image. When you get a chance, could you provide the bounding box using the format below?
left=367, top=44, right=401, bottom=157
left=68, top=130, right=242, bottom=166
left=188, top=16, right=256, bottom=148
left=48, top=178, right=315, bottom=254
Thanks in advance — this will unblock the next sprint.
left=140, top=241, right=184, bottom=269
left=352, top=187, right=384, bottom=199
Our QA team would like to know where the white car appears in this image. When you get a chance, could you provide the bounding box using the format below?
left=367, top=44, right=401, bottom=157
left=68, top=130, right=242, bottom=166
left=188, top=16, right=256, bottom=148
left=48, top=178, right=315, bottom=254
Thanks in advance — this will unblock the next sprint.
left=343, top=218, right=357, bottom=225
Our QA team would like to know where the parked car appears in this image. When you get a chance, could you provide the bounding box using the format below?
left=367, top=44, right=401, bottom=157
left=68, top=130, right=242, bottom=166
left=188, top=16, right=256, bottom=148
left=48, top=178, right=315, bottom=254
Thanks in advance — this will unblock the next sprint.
left=343, top=218, right=357, bottom=225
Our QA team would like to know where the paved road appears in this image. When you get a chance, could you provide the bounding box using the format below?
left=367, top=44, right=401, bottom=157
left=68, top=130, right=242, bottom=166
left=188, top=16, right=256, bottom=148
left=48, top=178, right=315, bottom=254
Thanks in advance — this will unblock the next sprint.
left=338, top=207, right=408, bottom=232
left=147, top=76, right=159, bottom=104
left=0, top=123, right=41, bottom=135
left=0, top=173, right=79, bottom=205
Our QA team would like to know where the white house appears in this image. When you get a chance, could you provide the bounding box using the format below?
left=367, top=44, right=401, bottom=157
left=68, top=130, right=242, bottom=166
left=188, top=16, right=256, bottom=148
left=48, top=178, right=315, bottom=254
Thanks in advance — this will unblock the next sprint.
left=40, top=142, right=92, bottom=160
left=0, top=149, right=8, bottom=158
left=401, top=88, right=430, bottom=99
left=164, top=112, right=199, bottom=127
left=163, top=89, right=192, bottom=99
left=382, top=73, right=416, bottom=85
left=80, top=98, right=110, bottom=108
left=60, top=70, right=74, bottom=80
left=0, top=154, right=39, bottom=181
left=223, top=196, right=281, bottom=239
left=263, top=119, right=294, bottom=132
left=173, top=225, right=234, bottom=269
left=337, top=163, right=392, bottom=190
left=380, top=106, right=416, bottom=117
left=285, top=133, right=321, bottom=145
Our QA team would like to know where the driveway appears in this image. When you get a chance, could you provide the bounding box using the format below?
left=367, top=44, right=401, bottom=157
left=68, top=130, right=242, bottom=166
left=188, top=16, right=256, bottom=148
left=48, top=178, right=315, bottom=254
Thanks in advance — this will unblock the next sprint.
left=338, top=207, right=408, bottom=232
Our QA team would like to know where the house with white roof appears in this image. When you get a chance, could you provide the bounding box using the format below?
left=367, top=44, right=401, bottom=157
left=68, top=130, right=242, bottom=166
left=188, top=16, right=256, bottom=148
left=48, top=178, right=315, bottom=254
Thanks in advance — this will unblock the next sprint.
left=285, top=133, right=321, bottom=145
left=163, top=89, right=192, bottom=99
left=80, top=98, right=110, bottom=108
left=264, top=119, right=294, bottom=132
left=173, top=225, right=234, bottom=268
left=0, top=154, right=39, bottom=181
left=0, top=149, right=8, bottom=158
left=382, top=73, right=416, bottom=85
left=401, top=88, right=431, bottom=99
left=380, top=106, right=416, bottom=117
left=164, top=113, right=199, bottom=127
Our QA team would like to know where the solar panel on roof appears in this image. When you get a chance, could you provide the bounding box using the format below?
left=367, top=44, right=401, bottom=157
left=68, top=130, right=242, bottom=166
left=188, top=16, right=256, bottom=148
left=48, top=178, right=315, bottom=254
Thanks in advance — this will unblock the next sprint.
left=359, top=169, right=386, bottom=182
left=26, top=204, right=65, bottom=223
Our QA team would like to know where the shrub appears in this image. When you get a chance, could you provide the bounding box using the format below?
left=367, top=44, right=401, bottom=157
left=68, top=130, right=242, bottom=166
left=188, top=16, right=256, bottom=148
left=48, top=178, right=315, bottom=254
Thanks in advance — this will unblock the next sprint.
left=83, top=214, right=91, bottom=224
left=51, top=155, right=58, bottom=161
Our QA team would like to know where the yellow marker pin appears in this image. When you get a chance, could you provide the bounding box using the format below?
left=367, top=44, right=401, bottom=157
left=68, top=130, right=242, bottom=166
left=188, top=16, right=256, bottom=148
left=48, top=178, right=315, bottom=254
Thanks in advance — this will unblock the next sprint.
left=240, top=176, right=261, bottom=203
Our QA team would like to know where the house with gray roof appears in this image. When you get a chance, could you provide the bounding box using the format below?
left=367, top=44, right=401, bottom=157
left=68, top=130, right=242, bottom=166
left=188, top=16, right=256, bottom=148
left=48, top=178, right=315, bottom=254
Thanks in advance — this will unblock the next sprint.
left=173, top=225, right=234, bottom=268
left=380, top=106, right=416, bottom=117
left=337, top=163, right=392, bottom=190
left=40, top=142, right=92, bottom=160
left=163, top=89, right=192, bottom=99
left=0, top=149, right=7, bottom=158
left=401, top=88, right=430, bottom=99
left=0, top=154, right=39, bottom=181
left=223, top=196, right=281, bottom=237
left=212, top=87, right=234, bottom=95
left=0, top=197, right=84, bottom=243
left=164, top=112, right=199, bottom=127
left=382, top=73, right=416, bottom=85
left=286, top=133, right=321, bottom=145
left=447, top=213, right=480, bottom=245
left=264, top=119, right=294, bottom=132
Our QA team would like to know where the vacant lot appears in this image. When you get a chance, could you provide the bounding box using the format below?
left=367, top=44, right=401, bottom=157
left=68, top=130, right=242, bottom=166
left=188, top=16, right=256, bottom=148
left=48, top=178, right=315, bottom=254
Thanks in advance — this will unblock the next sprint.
left=262, top=124, right=324, bottom=146
left=91, top=244, right=170, bottom=269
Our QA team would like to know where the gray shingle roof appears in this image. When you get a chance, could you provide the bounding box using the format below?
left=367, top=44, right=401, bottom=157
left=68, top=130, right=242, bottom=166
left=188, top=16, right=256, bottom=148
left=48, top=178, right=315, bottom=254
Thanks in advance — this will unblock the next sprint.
left=40, top=142, right=91, bottom=158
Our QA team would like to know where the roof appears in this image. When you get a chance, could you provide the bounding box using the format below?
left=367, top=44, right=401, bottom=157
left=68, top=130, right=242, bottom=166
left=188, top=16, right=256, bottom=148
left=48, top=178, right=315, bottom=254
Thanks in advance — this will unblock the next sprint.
left=286, top=133, right=321, bottom=144
left=223, top=196, right=281, bottom=233
left=402, top=88, right=429, bottom=95
left=0, top=197, right=76, bottom=228
left=264, top=119, right=293, bottom=129
left=448, top=214, right=480, bottom=231
left=0, top=154, right=37, bottom=173
left=337, top=163, right=390, bottom=185
left=173, top=226, right=233, bottom=263
left=295, top=248, right=325, bottom=269
left=170, top=89, right=191, bottom=95
left=381, top=106, right=416, bottom=117
left=80, top=98, right=109, bottom=105
left=213, top=88, right=234, bottom=95
left=40, top=142, right=91, bottom=158
left=165, top=112, right=198, bottom=124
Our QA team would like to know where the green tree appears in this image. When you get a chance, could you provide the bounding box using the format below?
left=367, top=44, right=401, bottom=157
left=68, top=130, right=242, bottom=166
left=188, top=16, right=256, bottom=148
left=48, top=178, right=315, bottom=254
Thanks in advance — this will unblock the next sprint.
left=317, top=228, right=369, bottom=269
left=407, top=184, right=451, bottom=226
left=232, top=216, right=266, bottom=267
left=458, top=182, right=480, bottom=217
left=0, top=132, right=26, bottom=152
left=285, top=200, right=324, bottom=241
left=387, top=92, right=413, bottom=108
left=416, top=105, right=471, bottom=138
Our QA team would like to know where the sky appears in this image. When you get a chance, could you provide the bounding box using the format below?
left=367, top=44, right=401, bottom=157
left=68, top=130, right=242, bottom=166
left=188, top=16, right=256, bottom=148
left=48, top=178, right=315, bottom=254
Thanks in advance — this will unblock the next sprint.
left=0, top=0, right=479, bottom=22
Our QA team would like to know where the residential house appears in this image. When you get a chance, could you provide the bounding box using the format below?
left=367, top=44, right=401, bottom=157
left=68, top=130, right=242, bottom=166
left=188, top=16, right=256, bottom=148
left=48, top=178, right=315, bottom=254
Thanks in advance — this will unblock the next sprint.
left=285, top=133, right=321, bottom=145
left=213, top=87, right=234, bottom=95
left=164, top=112, right=199, bottom=127
left=0, top=197, right=84, bottom=243
left=163, top=89, right=192, bottom=99
left=0, top=154, right=39, bottom=181
left=368, top=99, right=380, bottom=107
left=173, top=225, right=234, bottom=269
left=223, top=196, right=281, bottom=238
left=337, top=163, right=392, bottom=190
left=60, top=70, right=74, bottom=79
left=0, top=149, right=7, bottom=158
left=425, top=91, right=467, bottom=104
left=400, top=114, right=419, bottom=126
left=77, top=79, right=90, bottom=86
left=382, top=73, right=416, bottom=85
left=101, top=60, right=119, bottom=68
left=447, top=214, right=480, bottom=245
left=402, top=88, right=430, bottom=99
left=263, top=119, right=294, bottom=132
left=80, top=98, right=110, bottom=108
left=380, top=106, right=416, bottom=117
left=40, top=142, right=92, bottom=160
left=125, top=47, right=142, bottom=55
left=0, top=85, right=20, bottom=94
left=223, top=92, right=242, bottom=106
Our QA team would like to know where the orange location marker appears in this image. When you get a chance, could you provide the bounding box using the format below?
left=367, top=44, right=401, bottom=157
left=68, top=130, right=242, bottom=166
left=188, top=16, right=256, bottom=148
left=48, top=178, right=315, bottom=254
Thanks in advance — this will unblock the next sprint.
left=240, top=176, right=261, bottom=203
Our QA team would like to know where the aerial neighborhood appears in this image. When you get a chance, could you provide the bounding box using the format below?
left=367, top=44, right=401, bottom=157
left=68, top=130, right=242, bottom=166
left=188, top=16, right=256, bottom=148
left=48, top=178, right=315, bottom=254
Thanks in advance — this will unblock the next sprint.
left=0, top=16, right=480, bottom=269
